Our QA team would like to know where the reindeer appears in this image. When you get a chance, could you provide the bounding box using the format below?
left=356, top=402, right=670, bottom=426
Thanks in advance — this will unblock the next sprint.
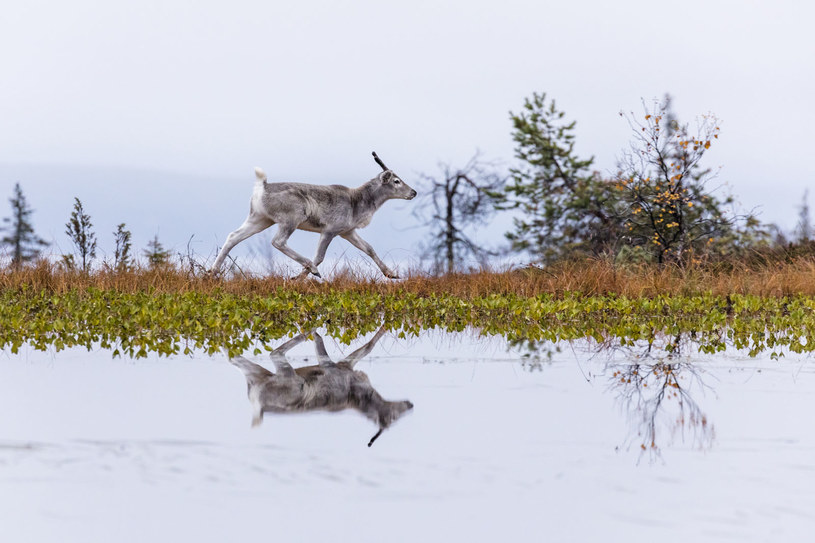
left=228, top=326, right=413, bottom=447
left=211, top=152, right=416, bottom=278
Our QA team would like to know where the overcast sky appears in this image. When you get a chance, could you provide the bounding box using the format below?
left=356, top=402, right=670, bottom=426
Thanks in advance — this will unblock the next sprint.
left=1, top=0, right=813, bottom=271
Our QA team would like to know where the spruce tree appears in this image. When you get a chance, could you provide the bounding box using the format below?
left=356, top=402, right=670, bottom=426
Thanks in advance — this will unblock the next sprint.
left=144, top=234, right=171, bottom=269
left=1, top=183, right=49, bottom=269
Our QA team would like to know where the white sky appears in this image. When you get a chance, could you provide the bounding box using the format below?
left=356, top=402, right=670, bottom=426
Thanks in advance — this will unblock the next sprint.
left=1, top=0, right=813, bottom=270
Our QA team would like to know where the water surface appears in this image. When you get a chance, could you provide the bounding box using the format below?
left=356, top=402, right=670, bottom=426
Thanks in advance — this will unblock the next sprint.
left=1, top=331, right=813, bottom=542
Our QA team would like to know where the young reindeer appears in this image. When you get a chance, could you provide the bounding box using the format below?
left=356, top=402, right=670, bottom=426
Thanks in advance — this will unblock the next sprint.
left=211, top=152, right=417, bottom=278
left=228, top=326, right=413, bottom=447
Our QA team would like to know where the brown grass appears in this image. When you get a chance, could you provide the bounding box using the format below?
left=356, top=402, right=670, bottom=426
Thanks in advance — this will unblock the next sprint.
left=2, top=257, right=815, bottom=298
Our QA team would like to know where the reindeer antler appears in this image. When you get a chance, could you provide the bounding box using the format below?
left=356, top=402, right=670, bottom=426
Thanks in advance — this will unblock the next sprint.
left=372, top=151, right=389, bottom=171
left=367, top=428, right=384, bottom=447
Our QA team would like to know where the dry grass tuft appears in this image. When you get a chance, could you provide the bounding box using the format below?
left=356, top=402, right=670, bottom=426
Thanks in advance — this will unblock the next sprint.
left=2, top=257, right=815, bottom=298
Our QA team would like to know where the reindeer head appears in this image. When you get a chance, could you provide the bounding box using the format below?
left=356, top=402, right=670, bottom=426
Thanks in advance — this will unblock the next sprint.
left=372, top=151, right=417, bottom=200
left=368, top=399, right=414, bottom=447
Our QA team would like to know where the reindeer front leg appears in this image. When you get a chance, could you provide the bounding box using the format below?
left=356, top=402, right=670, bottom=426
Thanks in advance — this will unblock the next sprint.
left=341, top=230, right=398, bottom=279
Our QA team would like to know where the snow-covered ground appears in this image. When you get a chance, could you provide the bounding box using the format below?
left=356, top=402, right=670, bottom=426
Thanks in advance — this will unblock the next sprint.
left=1, top=333, right=814, bottom=542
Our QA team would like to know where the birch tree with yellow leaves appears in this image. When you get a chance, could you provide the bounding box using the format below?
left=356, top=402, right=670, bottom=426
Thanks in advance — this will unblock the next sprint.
left=616, top=95, right=744, bottom=265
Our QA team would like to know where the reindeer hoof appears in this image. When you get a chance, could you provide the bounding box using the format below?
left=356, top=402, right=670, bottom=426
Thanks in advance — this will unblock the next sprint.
left=385, top=270, right=400, bottom=279
left=301, top=265, right=321, bottom=278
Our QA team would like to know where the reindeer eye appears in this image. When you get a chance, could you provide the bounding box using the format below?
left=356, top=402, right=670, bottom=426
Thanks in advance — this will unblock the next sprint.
left=394, top=179, right=401, bottom=185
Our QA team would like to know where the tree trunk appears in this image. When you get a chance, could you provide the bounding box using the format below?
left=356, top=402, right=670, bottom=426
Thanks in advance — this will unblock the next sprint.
left=445, top=189, right=455, bottom=274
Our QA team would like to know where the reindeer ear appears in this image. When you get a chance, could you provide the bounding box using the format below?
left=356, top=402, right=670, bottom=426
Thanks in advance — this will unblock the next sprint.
left=380, top=171, right=393, bottom=184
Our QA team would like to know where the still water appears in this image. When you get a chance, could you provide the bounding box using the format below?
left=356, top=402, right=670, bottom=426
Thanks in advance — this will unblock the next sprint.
left=1, top=330, right=814, bottom=542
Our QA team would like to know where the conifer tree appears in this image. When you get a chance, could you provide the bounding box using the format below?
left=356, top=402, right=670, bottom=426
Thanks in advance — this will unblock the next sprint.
left=65, top=198, right=97, bottom=272
left=144, top=234, right=171, bottom=269
left=499, top=92, right=617, bottom=263
left=1, top=183, right=49, bottom=269
left=113, top=223, right=133, bottom=271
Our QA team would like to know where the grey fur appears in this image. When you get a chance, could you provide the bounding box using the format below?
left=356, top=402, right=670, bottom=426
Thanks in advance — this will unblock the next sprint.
left=228, top=326, right=413, bottom=446
left=211, top=154, right=417, bottom=278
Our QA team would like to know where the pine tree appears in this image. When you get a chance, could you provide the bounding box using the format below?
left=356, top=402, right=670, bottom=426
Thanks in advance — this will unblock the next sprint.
left=65, top=198, right=97, bottom=272
left=1, top=183, right=49, bottom=269
left=499, top=92, right=617, bottom=263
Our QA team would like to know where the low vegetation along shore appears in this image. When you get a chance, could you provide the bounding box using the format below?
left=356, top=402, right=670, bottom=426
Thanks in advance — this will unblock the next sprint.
left=3, top=95, right=814, bottom=359
left=2, top=258, right=815, bottom=358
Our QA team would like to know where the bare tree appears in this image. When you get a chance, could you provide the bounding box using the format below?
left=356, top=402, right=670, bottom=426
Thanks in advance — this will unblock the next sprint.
left=796, top=189, right=811, bottom=243
left=414, top=152, right=505, bottom=274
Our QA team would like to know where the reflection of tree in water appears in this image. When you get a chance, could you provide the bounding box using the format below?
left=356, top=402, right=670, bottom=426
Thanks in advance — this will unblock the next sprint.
left=508, top=338, right=561, bottom=372
left=513, top=332, right=715, bottom=459
left=603, top=334, right=715, bottom=460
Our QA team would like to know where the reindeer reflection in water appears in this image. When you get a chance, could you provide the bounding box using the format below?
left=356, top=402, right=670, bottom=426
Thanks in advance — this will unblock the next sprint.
left=228, top=326, right=413, bottom=447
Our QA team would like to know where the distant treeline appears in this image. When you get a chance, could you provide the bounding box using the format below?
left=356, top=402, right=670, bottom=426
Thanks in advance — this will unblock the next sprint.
left=1, top=184, right=176, bottom=273
left=413, top=93, right=813, bottom=273
left=2, top=92, right=813, bottom=276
